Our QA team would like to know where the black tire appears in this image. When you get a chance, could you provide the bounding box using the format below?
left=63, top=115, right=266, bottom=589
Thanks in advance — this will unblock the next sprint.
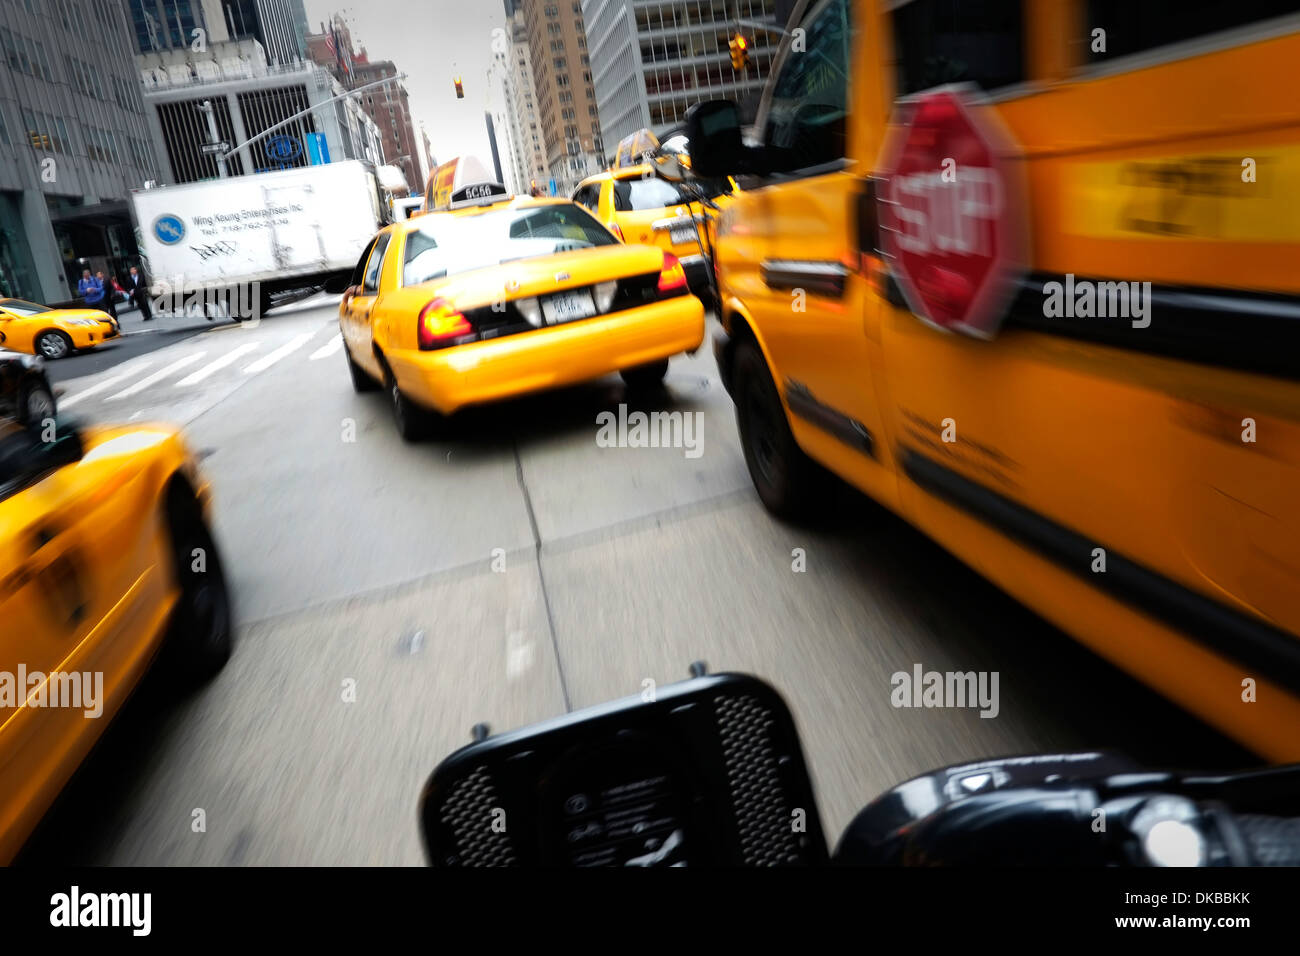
left=733, top=339, right=828, bottom=521
left=19, top=380, right=56, bottom=430
left=159, top=487, right=232, bottom=685
left=344, top=342, right=379, bottom=392
left=384, top=364, right=441, bottom=442
left=35, top=330, right=73, bottom=360
left=620, top=358, right=670, bottom=390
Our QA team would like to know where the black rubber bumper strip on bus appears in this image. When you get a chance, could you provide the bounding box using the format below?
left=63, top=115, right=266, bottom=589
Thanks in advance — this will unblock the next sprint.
left=1005, top=274, right=1300, bottom=381
left=785, top=380, right=874, bottom=458
left=900, top=447, right=1300, bottom=695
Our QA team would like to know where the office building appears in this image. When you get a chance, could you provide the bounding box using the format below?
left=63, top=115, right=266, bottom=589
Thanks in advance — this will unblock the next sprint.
left=518, top=0, right=603, bottom=193
left=0, top=0, right=165, bottom=303
left=582, top=0, right=780, bottom=149
left=139, top=37, right=383, bottom=185
left=306, top=17, right=421, bottom=194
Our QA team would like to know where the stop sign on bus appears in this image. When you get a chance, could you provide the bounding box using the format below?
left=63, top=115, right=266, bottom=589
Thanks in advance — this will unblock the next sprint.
left=877, top=87, right=1029, bottom=338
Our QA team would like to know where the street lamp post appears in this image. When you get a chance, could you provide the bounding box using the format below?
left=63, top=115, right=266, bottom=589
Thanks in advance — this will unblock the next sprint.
left=198, top=100, right=229, bottom=179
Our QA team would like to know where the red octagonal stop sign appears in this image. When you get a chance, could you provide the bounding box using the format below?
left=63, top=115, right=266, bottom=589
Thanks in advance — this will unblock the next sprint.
left=877, top=87, right=1029, bottom=338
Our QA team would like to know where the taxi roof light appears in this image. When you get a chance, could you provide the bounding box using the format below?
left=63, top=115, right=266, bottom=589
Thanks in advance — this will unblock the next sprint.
left=418, top=297, right=473, bottom=349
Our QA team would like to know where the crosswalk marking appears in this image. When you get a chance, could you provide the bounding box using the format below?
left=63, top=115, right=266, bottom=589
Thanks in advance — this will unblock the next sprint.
left=243, top=332, right=314, bottom=374
left=108, top=353, right=207, bottom=400
left=61, top=360, right=154, bottom=408
left=309, top=334, right=343, bottom=360
left=176, top=342, right=262, bottom=386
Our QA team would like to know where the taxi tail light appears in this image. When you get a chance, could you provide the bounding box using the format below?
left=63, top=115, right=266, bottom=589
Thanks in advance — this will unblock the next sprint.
left=658, top=252, right=688, bottom=295
left=609, top=222, right=625, bottom=241
left=418, top=297, right=473, bottom=349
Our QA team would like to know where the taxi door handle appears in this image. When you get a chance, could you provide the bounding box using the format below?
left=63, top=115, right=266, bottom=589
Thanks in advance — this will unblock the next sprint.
left=761, top=259, right=848, bottom=299
left=0, top=529, right=70, bottom=597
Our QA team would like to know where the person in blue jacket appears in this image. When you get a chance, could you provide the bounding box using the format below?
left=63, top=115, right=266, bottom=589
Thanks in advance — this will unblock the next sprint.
left=77, top=269, right=104, bottom=308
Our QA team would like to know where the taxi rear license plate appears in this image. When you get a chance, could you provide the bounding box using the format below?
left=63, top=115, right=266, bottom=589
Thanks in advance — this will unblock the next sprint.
left=670, top=224, right=695, bottom=245
left=542, top=289, right=597, bottom=325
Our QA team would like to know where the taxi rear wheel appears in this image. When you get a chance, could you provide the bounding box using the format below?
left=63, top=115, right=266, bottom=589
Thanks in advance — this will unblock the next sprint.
left=734, top=339, right=827, bottom=522
left=344, top=343, right=380, bottom=392
left=620, top=358, right=669, bottom=390
left=36, top=331, right=73, bottom=360
left=383, top=364, right=442, bottom=442
left=160, top=485, right=232, bottom=686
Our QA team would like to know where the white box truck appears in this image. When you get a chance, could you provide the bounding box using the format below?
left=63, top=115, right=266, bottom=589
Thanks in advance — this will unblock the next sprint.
left=130, top=160, right=389, bottom=319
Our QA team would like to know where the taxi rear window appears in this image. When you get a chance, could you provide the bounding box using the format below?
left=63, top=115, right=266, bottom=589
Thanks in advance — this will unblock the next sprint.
left=402, top=204, right=619, bottom=287
left=613, top=178, right=686, bottom=212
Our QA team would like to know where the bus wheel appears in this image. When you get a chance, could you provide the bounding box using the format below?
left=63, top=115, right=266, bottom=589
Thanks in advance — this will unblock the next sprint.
left=733, top=339, right=827, bottom=521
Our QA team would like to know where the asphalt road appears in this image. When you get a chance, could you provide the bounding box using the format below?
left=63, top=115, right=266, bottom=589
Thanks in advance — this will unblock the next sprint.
left=44, top=306, right=236, bottom=384
left=20, top=294, right=1251, bottom=865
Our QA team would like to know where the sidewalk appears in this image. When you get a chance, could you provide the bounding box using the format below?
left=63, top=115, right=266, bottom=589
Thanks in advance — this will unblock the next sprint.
left=108, top=302, right=237, bottom=337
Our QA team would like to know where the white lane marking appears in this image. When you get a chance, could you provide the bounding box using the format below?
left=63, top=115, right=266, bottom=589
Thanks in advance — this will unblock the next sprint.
left=243, top=331, right=314, bottom=374
left=107, top=353, right=206, bottom=399
left=175, top=342, right=261, bottom=386
left=506, top=630, right=534, bottom=679
left=61, top=360, right=154, bottom=408
left=309, top=334, right=343, bottom=360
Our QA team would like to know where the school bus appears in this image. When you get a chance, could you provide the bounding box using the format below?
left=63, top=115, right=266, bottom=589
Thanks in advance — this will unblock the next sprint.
left=689, top=0, right=1300, bottom=759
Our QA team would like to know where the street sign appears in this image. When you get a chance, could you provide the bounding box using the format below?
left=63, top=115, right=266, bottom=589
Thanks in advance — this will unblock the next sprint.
left=877, top=87, right=1029, bottom=338
left=200, top=142, right=229, bottom=156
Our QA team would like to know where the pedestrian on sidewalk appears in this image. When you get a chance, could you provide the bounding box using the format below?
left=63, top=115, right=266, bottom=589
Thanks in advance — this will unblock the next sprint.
left=96, top=270, right=118, bottom=320
left=126, top=265, right=152, bottom=321
left=77, top=269, right=104, bottom=309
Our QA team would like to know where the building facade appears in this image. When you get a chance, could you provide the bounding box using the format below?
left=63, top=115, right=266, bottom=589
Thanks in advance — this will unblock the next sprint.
left=518, top=0, right=603, bottom=193
left=129, top=0, right=306, bottom=63
left=139, top=38, right=383, bottom=185
left=489, top=3, right=549, bottom=196
left=582, top=0, right=781, bottom=150
left=0, top=0, right=165, bottom=303
left=306, top=17, right=421, bottom=193
left=502, top=1, right=548, bottom=192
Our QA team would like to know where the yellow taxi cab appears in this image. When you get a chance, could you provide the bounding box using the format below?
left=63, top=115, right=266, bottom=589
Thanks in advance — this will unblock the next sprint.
left=689, top=0, right=1300, bottom=760
left=0, top=298, right=119, bottom=360
left=573, top=161, right=737, bottom=305
left=336, top=160, right=706, bottom=441
left=0, top=411, right=231, bottom=862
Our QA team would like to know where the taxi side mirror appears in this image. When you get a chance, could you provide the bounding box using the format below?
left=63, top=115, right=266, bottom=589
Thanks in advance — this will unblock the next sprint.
left=323, top=273, right=353, bottom=295
left=686, top=100, right=766, bottom=177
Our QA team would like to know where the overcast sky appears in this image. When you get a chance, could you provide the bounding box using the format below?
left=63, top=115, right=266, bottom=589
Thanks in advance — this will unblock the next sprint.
left=302, top=0, right=504, bottom=180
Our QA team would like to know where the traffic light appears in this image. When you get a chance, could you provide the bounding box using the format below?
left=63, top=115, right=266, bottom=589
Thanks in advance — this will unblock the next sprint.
left=454, top=76, right=464, bottom=99
left=729, top=33, right=749, bottom=71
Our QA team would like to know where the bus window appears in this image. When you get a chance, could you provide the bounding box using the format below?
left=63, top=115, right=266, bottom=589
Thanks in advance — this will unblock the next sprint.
left=1085, top=0, right=1299, bottom=62
left=892, top=0, right=1025, bottom=95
